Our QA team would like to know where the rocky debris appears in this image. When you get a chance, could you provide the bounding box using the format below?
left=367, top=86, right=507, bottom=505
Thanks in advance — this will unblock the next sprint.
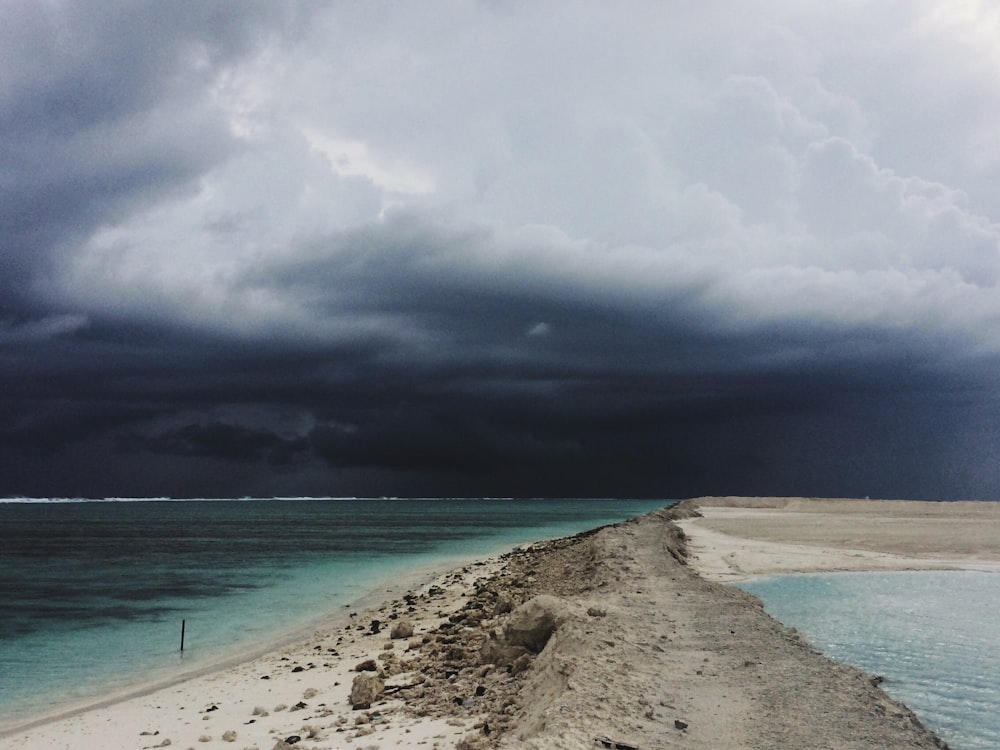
left=355, top=658, right=378, bottom=672
left=368, top=532, right=603, bottom=746
left=350, top=673, right=385, bottom=710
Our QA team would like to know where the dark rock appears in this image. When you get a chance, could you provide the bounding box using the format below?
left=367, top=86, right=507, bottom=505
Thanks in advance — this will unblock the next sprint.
left=674, top=719, right=688, bottom=730
left=355, top=659, right=378, bottom=672
left=369, top=619, right=381, bottom=634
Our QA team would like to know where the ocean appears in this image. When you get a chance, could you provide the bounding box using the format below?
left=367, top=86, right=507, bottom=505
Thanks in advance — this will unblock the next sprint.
left=0, top=496, right=670, bottom=728
left=739, top=571, right=1000, bottom=750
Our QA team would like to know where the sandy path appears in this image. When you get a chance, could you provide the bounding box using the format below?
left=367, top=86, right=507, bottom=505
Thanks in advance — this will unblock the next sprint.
left=491, top=508, right=948, bottom=750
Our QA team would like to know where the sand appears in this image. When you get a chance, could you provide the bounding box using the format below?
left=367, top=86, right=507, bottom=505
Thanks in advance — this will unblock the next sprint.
left=677, top=495, right=1000, bottom=581
left=5, top=496, right=997, bottom=750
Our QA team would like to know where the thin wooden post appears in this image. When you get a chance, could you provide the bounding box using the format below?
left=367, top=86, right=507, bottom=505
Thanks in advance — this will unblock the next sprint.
left=180, top=619, right=186, bottom=652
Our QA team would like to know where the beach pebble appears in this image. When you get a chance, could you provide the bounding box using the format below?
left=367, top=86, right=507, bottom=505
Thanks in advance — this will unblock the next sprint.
left=222, top=729, right=237, bottom=742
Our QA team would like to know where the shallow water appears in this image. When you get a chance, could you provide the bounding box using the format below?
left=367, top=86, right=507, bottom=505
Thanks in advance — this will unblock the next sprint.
left=738, top=571, right=1000, bottom=750
left=0, top=497, right=670, bottom=725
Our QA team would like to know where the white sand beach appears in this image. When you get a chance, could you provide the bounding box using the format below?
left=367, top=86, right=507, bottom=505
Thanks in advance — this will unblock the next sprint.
left=5, top=497, right=999, bottom=750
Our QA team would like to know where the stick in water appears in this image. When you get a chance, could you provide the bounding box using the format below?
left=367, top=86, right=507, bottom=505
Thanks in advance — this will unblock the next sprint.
left=180, top=619, right=186, bottom=652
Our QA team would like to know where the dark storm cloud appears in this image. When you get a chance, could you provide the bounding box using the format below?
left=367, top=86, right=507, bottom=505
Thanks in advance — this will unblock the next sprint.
left=3, top=1, right=1000, bottom=499
left=5, top=212, right=993, bottom=499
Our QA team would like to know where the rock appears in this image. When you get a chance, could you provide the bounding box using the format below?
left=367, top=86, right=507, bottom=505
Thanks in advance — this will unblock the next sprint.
left=355, top=658, right=378, bottom=672
left=586, top=606, right=607, bottom=617
left=221, top=730, right=237, bottom=742
left=480, top=632, right=530, bottom=667
left=510, top=653, right=533, bottom=675
left=674, top=719, right=688, bottom=730
left=350, top=673, right=385, bottom=709
left=493, top=593, right=515, bottom=615
left=369, top=619, right=381, bottom=634
left=390, top=619, right=414, bottom=639
left=503, top=595, right=572, bottom=653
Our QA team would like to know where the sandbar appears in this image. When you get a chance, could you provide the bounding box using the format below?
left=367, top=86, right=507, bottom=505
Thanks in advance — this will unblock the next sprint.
left=5, top=497, right=989, bottom=750
left=677, top=495, right=1000, bottom=581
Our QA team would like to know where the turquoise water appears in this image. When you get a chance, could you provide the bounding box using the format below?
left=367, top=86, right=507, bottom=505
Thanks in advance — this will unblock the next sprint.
left=0, top=497, right=670, bottom=727
left=739, top=571, right=1000, bottom=750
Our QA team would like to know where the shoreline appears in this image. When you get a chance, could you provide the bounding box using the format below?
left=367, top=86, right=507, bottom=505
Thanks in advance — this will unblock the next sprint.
left=5, top=497, right=997, bottom=749
left=0, top=550, right=493, bottom=738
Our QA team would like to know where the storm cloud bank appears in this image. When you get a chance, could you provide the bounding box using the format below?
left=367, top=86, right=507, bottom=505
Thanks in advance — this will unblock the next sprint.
left=3, top=1, right=1000, bottom=498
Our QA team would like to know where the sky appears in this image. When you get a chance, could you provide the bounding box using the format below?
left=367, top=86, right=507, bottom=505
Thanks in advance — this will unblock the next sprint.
left=2, top=0, right=1000, bottom=500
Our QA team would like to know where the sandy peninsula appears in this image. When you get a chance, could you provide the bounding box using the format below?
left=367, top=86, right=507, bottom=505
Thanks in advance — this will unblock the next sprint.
left=5, top=496, right=996, bottom=750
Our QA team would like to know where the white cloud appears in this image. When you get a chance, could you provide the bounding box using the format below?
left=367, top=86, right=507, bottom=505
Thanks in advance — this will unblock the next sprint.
left=33, top=0, right=1000, bottom=363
